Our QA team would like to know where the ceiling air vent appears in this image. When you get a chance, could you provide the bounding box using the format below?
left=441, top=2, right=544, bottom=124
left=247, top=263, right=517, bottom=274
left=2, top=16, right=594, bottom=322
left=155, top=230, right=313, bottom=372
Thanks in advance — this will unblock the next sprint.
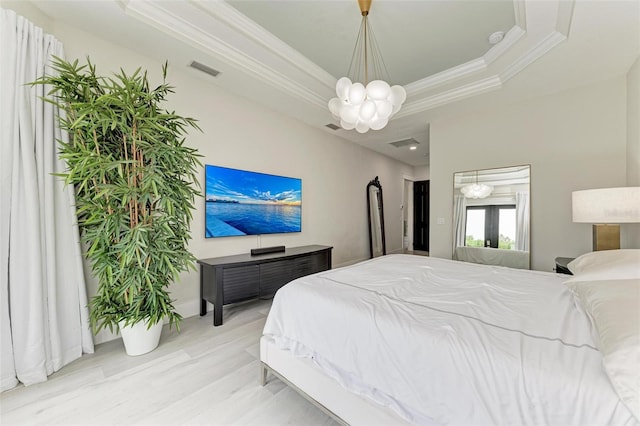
left=389, top=138, right=420, bottom=148
left=325, top=123, right=340, bottom=130
left=189, top=61, right=220, bottom=78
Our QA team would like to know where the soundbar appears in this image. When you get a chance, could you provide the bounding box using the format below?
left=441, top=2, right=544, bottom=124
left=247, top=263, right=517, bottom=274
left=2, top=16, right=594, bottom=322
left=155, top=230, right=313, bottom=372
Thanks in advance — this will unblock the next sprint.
left=250, top=246, right=285, bottom=256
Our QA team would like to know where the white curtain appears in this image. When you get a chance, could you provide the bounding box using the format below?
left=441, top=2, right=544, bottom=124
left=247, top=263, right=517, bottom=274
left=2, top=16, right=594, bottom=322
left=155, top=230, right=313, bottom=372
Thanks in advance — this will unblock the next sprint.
left=515, top=192, right=530, bottom=252
left=452, top=195, right=467, bottom=254
left=1, top=9, right=94, bottom=392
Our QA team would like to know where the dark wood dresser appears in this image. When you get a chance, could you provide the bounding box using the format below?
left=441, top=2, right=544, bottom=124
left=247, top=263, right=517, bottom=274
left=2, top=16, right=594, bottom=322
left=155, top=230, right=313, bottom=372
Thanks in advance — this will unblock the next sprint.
left=198, top=245, right=332, bottom=326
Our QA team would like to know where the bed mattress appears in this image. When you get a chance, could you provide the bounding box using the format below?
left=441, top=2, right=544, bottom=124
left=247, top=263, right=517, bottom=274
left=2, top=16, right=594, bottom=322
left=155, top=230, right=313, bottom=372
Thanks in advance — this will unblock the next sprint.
left=262, top=254, right=636, bottom=425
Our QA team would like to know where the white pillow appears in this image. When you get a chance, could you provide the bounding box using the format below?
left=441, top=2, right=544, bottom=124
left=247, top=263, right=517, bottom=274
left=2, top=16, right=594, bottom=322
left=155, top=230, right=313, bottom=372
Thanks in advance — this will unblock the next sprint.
left=565, top=278, right=640, bottom=420
left=566, top=249, right=640, bottom=282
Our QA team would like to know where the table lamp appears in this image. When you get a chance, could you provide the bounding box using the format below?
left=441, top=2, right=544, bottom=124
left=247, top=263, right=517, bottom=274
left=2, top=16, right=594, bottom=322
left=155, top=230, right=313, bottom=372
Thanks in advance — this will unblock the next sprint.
left=572, top=187, right=640, bottom=251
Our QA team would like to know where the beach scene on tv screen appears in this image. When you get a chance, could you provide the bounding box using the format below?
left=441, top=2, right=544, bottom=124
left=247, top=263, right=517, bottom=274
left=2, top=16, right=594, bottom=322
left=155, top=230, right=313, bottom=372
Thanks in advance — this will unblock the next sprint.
left=205, top=165, right=302, bottom=238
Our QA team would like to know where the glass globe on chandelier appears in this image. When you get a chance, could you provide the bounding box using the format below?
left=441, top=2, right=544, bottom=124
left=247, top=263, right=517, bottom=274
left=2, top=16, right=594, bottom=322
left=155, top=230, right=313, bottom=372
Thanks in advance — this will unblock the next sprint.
left=461, top=171, right=493, bottom=199
left=328, top=0, right=407, bottom=133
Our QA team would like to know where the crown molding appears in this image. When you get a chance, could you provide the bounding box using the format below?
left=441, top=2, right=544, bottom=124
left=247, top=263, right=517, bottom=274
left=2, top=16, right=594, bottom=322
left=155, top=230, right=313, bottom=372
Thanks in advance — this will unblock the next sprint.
left=484, top=25, right=526, bottom=65
left=397, top=76, right=503, bottom=118
left=498, top=0, right=575, bottom=83
left=555, top=0, right=575, bottom=37
left=189, top=0, right=336, bottom=89
left=500, top=31, right=567, bottom=82
left=121, top=0, right=575, bottom=124
left=513, top=0, right=527, bottom=30
left=405, top=22, right=525, bottom=98
left=123, top=0, right=329, bottom=109
left=405, top=58, right=487, bottom=96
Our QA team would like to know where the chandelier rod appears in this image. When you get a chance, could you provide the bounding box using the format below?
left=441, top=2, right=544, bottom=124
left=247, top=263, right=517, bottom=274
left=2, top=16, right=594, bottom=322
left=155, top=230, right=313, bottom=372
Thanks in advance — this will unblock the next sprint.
left=346, top=1, right=390, bottom=86
left=360, top=0, right=371, bottom=84
left=364, top=15, right=368, bottom=84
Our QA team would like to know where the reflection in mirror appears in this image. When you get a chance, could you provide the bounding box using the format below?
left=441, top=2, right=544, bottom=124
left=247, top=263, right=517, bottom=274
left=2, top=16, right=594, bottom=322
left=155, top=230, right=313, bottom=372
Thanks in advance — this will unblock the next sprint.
left=367, top=176, right=386, bottom=258
left=452, top=165, right=530, bottom=269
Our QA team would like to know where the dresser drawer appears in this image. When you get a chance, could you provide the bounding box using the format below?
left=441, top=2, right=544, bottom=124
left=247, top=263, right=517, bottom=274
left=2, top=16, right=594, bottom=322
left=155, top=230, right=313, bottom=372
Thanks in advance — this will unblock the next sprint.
left=222, top=265, right=259, bottom=304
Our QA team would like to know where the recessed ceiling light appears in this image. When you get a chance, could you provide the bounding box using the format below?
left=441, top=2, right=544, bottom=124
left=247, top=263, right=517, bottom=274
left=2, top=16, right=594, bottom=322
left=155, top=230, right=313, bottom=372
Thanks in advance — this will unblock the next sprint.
left=409, top=145, right=417, bottom=151
left=488, top=31, right=504, bottom=45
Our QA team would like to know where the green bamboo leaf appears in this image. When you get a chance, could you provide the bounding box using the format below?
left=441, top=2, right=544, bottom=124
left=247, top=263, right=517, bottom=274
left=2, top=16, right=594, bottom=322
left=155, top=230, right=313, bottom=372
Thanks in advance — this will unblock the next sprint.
left=32, top=57, right=201, bottom=333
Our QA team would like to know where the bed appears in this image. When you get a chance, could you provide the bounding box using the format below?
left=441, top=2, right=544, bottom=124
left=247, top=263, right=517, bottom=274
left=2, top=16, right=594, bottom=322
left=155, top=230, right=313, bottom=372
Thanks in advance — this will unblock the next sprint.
left=260, top=251, right=640, bottom=425
left=453, top=246, right=530, bottom=269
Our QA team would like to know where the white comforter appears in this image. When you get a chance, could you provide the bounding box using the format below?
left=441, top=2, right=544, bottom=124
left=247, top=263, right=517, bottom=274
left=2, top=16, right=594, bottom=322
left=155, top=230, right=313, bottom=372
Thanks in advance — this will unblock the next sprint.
left=263, top=254, right=636, bottom=425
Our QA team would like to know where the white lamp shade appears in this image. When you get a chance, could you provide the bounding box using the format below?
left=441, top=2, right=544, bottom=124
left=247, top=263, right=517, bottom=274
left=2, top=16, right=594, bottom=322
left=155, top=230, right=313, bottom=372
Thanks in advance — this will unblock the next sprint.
left=572, top=187, right=640, bottom=223
left=359, top=100, right=377, bottom=121
left=328, top=97, right=342, bottom=116
left=336, top=77, right=352, bottom=101
left=376, top=100, right=392, bottom=119
left=348, top=82, right=366, bottom=105
left=366, top=80, right=390, bottom=100
left=340, top=119, right=356, bottom=130
left=340, top=104, right=359, bottom=123
left=370, top=117, right=388, bottom=131
left=355, top=121, right=370, bottom=133
left=390, top=85, right=407, bottom=106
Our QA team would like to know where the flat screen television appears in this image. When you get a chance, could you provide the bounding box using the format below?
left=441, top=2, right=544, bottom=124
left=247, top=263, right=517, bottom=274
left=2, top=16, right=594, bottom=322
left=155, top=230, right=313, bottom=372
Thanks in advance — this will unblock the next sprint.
left=205, top=165, right=302, bottom=238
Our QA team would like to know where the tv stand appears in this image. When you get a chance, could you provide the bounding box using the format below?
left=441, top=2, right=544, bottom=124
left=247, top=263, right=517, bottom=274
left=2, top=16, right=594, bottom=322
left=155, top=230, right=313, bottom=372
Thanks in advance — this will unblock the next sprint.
left=198, top=245, right=332, bottom=326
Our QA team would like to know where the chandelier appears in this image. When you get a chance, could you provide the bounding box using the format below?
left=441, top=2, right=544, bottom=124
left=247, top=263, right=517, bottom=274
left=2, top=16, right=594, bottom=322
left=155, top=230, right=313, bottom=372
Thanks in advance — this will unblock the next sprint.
left=461, top=171, right=493, bottom=199
left=327, top=0, right=406, bottom=133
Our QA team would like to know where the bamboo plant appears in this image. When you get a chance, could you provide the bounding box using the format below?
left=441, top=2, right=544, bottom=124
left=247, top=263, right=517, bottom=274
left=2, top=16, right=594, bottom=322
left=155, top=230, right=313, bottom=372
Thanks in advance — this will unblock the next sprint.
left=35, top=57, right=201, bottom=333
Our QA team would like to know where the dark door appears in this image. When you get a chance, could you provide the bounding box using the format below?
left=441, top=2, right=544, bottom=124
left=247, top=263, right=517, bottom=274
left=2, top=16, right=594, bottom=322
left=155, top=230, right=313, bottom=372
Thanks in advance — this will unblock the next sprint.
left=413, top=180, right=429, bottom=251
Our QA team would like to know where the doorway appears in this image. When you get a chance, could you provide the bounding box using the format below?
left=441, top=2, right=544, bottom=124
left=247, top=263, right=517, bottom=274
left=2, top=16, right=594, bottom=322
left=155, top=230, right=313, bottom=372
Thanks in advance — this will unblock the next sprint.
left=413, top=180, right=429, bottom=252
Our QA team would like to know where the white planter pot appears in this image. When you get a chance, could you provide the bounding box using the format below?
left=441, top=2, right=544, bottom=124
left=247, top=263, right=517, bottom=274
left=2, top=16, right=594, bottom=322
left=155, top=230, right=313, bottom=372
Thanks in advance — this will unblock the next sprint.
left=118, top=319, right=163, bottom=356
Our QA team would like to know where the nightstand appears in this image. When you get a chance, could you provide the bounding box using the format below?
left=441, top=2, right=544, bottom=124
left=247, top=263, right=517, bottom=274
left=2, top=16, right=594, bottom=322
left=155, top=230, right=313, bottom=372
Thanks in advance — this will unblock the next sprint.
left=555, top=257, right=575, bottom=275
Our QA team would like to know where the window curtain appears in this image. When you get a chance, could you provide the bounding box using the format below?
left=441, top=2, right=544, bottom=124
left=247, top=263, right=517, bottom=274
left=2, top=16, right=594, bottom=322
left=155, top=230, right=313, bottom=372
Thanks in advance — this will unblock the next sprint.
left=1, top=9, right=94, bottom=392
left=515, top=192, right=530, bottom=252
left=452, top=195, right=467, bottom=255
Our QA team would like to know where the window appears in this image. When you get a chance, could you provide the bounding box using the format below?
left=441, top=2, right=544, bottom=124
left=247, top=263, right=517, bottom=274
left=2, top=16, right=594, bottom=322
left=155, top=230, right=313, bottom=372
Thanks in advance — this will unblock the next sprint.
left=465, top=205, right=516, bottom=249
left=465, top=209, right=485, bottom=247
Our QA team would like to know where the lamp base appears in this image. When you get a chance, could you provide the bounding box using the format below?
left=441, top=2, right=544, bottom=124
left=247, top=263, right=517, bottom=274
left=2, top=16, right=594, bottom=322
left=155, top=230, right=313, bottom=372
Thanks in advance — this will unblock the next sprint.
left=592, top=224, right=620, bottom=251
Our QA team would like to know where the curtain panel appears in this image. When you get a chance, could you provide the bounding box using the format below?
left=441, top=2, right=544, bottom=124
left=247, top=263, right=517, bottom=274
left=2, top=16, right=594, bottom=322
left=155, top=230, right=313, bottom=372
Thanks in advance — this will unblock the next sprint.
left=515, top=192, right=530, bottom=252
left=1, top=8, right=94, bottom=391
left=452, top=195, right=467, bottom=255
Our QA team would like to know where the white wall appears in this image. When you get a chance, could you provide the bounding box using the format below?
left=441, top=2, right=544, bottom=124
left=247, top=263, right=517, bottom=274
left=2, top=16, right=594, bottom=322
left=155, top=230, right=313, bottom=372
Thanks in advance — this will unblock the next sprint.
left=625, top=56, right=640, bottom=247
left=429, top=77, right=629, bottom=271
left=1, top=1, right=51, bottom=31
left=7, top=7, right=413, bottom=342
left=413, top=165, right=430, bottom=181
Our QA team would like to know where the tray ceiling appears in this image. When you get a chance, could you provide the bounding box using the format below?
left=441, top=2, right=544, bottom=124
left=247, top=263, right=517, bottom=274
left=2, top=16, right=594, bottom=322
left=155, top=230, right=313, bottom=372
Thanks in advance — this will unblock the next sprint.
left=27, top=0, right=640, bottom=166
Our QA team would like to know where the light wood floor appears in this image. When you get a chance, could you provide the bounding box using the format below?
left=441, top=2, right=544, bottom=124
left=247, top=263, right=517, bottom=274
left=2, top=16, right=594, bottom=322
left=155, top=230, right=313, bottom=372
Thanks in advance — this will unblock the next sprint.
left=0, top=299, right=338, bottom=426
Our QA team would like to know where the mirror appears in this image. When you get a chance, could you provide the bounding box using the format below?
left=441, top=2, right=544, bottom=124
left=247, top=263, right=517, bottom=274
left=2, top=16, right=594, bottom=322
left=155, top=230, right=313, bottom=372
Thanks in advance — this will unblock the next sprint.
left=367, top=176, right=386, bottom=258
left=452, top=165, right=530, bottom=269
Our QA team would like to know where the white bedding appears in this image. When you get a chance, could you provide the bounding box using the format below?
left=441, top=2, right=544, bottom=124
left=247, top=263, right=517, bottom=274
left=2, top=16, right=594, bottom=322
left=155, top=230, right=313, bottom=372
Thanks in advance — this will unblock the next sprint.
left=453, top=245, right=530, bottom=269
left=262, top=254, right=637, bottom=425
